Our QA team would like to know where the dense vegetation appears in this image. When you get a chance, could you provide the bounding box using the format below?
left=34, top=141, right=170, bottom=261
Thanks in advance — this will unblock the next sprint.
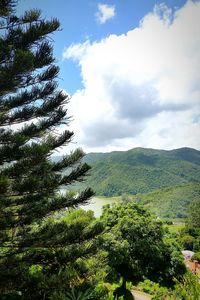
left=131, top=183, right=200, bottom=219
left=78, top=147, right=200, bottom=196
left=180, top=197, right=200, bottom=252
left=0, top=1, right=199, bottom=300
left=0, top=1, right=99, bottom=298
left=148, top=196, right=200, bottom=300
left=100, top=202, right=185, bottom=287
left=90, top=182, right=200, bottom=219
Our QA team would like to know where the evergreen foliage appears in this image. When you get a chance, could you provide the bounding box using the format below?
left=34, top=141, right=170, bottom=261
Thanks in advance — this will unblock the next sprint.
left=0, top=1, right=99, bottom=298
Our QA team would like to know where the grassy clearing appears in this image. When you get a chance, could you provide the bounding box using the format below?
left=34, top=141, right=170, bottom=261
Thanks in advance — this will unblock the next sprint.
left=167, top=223, right=185, bottom=234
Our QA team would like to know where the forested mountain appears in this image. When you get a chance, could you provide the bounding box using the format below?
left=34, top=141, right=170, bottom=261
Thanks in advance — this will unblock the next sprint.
left=79, top=147, right=200, bottom=196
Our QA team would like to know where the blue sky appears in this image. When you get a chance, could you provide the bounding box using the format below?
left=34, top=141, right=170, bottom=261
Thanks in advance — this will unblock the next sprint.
left=17, top=0, right=200, bottom=153
left=18, top=0, right=187, bottom=93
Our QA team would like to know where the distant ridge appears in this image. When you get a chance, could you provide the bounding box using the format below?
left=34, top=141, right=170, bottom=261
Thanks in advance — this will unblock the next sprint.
left=80, top=147, right=200, bottom=196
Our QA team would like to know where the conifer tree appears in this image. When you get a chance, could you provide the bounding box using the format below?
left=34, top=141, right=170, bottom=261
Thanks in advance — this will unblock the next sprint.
left=0, top=1, right=101, bottom=298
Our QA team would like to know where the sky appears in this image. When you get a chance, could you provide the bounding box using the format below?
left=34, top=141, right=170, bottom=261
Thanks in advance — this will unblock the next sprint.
left=17, top=0, right=200, bottom=153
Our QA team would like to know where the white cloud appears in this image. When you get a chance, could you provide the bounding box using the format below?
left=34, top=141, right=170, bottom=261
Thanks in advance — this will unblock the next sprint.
left=63, top=1, right=200, bottom=153
left=96, top=3, right=116, bottom=24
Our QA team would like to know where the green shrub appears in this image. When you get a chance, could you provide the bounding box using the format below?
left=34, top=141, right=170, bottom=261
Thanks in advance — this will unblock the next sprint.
left=181, top=235, right=195, bottom=250
left=137, top=279, right=168, bottom=295
left=152, top=272, right=200, bottom=300
left=193, top=237, right=200, bottom=251
left=191, top=252, right=200, bottom=263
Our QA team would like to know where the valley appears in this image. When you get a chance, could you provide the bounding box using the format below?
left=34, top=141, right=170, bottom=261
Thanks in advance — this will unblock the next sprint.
left=63, top=147, right=200, bottom=219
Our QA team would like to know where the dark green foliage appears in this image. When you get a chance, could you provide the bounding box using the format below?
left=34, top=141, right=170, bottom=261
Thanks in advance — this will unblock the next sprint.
left=64, top=287, right=94, bottom=300
left=0, top=2, right=98, bottom=298
left=76, top=147, right=200, bottom=197
left=0, top=0, right=16, bottom=17
left=113, top=286, right=134, bottom=300
left=193, top=237, right=200, bottom=252
left=181, top=235, right=195, bottom=250
left=187, top=197, right=200, bottom=228
left=20, top=209, right=104, bottom=299
left=100, top=202, right=186, bottom=287
left=180, top=226, right=200, bottom=251
left=180, top=197, right=200, bottom=251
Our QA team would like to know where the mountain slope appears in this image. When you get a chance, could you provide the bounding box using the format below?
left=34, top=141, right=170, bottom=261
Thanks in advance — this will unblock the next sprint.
left=132, top=183, right=200, bottom=218
left=80, top=147, right=200, bottom=196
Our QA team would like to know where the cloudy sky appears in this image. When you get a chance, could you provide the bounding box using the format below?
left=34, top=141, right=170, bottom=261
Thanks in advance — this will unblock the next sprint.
left=18, top=0, right=200, bottom=153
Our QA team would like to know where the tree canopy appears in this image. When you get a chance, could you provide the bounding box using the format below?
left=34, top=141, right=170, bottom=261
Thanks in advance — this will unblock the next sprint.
left=100, top=202, right=186, bottom=287
left=0, top=1, right=101, bottom=298
left=0, top=2, right=191, bottom=299
left=187, top=197, right=200, bottom=229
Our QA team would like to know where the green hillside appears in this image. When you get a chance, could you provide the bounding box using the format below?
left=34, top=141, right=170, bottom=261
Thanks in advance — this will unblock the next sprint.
left=80, top=147, right=200, bottom=196
left=132, top=183, right=200, bottom=218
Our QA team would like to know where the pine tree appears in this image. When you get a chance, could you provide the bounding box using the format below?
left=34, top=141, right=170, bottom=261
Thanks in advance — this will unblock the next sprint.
left=0, top=1, right=101, bottom=298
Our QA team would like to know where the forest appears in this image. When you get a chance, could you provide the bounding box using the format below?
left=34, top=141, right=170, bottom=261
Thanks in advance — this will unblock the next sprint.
left=0, top=1, right=200, bottom=299
left=77, top=147, right=200, bottom=197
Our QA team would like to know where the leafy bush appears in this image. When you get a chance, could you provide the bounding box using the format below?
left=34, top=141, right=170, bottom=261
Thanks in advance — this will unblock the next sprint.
left=181, top=235, right=195, bottom=250
left=65, top=287, right=94, bottom=300
left=152, top=272, right=200, bottom=300
left=101, top=202, right=185, bottom=286
left=137, top=279, right=168, bottom=295
left=191, top=252, right=200, bottom=263
left=193, top=237, right=200, bottom=251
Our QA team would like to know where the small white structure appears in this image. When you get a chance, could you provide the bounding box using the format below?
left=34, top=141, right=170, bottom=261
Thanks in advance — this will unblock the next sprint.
left=181, top=250, right=195, bottom=260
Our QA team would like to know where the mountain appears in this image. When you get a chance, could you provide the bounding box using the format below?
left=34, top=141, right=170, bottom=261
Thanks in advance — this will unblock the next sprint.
left=79, top=147, right=200, bottom=196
